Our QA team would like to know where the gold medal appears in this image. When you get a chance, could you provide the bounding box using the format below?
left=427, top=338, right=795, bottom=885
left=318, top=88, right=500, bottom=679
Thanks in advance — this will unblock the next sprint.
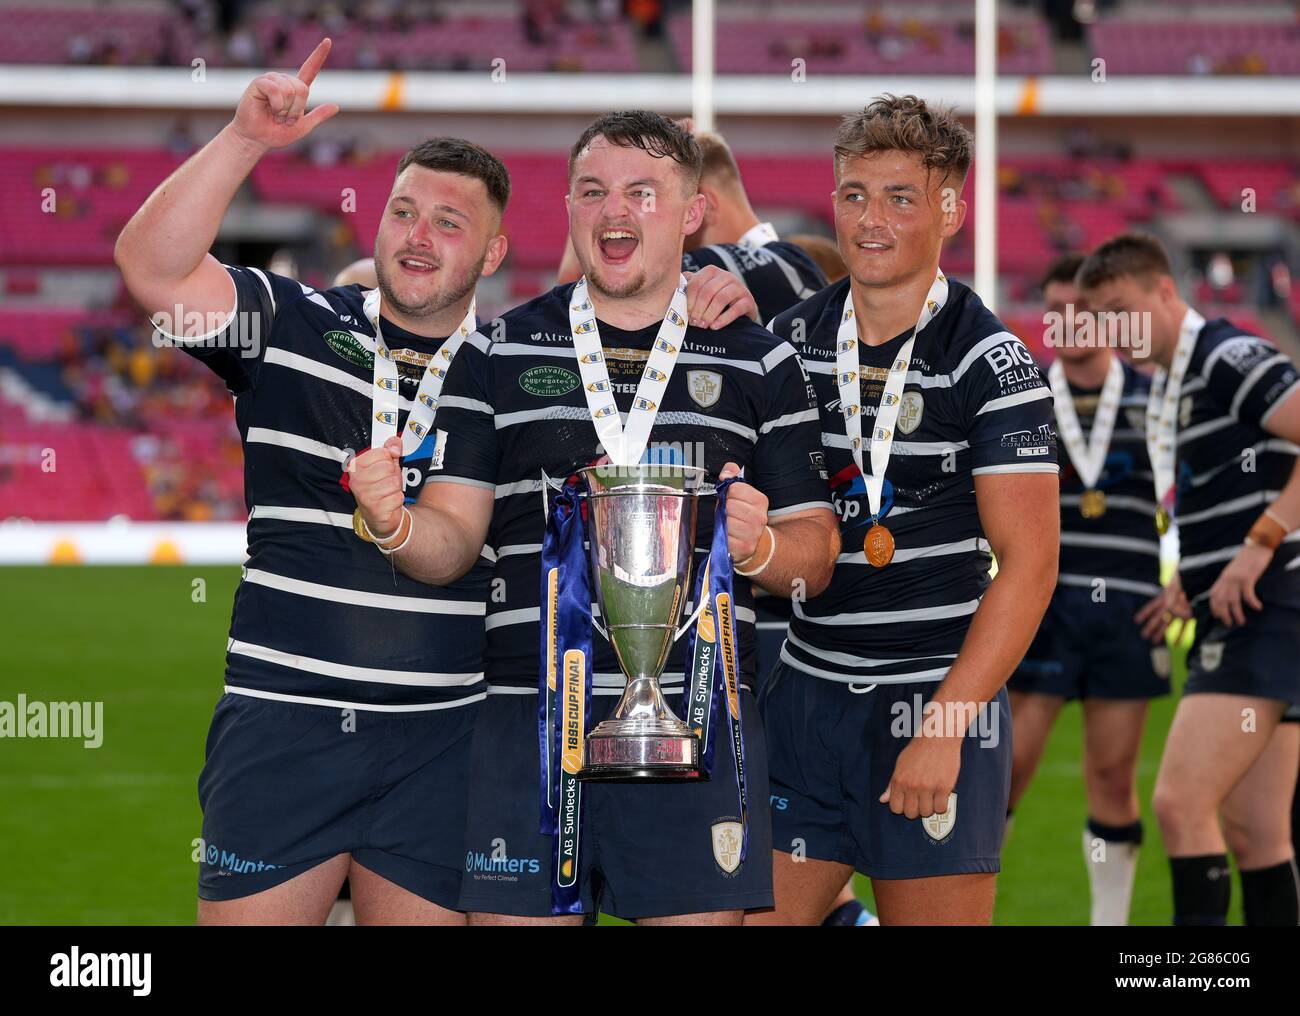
left=353, top=507, right=373, bottom=542
left=1080, top=489, right=1107, bottom=519
left=865, top=523, right=895, bottom=568
left=1155, top=506, right=1170, bottom=536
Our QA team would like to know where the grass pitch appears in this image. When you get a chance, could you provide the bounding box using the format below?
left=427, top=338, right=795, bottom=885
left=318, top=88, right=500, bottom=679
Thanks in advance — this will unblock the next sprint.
left=0, top=565, right=1228, bottom=924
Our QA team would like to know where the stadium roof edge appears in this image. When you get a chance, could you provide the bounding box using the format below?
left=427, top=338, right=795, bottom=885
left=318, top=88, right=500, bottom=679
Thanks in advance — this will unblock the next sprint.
left=1, top=68, right=1298, bottom=117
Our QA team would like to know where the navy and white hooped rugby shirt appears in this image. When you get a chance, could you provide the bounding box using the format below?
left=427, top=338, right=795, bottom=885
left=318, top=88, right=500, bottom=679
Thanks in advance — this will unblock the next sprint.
left=1170, top=314, right=1300, bottom=609
left=429, top=281, right=833, bottom=696
left=1055, top=361, right=1162, bottom=599
left=769, top=275, right=1059, bottom=685
left=166, top=265, right=488, bottom=711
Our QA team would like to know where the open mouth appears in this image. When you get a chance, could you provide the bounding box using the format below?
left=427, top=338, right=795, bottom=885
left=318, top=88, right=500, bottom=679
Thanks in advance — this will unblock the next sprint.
left=855, top=240, right=892, bottom=255
left=597, top=229, right=639, bottom=265
left=398, top=255, right=438, bottom=276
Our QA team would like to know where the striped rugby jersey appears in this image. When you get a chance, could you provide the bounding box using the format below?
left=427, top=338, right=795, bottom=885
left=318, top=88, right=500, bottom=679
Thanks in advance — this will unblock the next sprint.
left=171, top=265, right=488, bottom=711
left=1055, top=360, right=1161, bottom=598
left=769, top=275, right=1059, bottom=685
left=682, top=240, right=828, bottom=325
left=430, top=282, right=832, bottom=694
left=1172, top=314, right=1300, bottom=608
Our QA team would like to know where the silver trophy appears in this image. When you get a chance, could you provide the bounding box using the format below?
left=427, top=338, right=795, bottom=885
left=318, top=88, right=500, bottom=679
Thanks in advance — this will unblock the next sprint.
left=576, top=462, right=707, bottom=780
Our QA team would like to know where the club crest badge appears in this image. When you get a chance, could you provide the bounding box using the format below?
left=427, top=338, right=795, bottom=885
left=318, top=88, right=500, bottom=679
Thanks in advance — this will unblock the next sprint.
left=687, top=370, right=723, bottom=410
left=711, top=820, right=743, bottom=874
left=922, top=793, right=958, bottom=841
left=897, top=391, right=925, bottom=435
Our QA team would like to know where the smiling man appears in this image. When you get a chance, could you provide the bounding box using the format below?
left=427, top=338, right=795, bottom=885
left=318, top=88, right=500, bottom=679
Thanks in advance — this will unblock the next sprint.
left=347, top=110, right=839, bottom=925
left=114, top=39, right=509, bottom=925
left=749, top=95, right=1060, bottom=926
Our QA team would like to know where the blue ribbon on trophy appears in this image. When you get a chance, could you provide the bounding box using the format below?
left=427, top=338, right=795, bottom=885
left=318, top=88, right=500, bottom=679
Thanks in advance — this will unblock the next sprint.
left=681, top=476, right=750, bottom=862
left=538, top=477, right=592, bottom=915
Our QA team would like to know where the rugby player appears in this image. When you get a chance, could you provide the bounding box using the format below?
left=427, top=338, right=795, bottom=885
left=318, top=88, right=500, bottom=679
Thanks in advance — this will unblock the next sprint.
left=114, top=39, right=510, bottom=925
left=348, top=110, right=839, bottom=925
left=1078, top=234, right=1300, bottom=926
left=1005, top=253, right=1178, bottom=925
left=749, top=94, right=1061, bottom=926
left=556, top=127, right=829, bottom=327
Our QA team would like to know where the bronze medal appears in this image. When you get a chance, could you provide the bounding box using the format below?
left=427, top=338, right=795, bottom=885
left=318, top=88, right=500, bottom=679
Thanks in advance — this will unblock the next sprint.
left=1155, top=506, right=1170, bottom=536
left=865, top=523, right=895, bottom=568
left=1080, top=488, right=1107, bottom=519
left=353, top=507, right=373, bottom=542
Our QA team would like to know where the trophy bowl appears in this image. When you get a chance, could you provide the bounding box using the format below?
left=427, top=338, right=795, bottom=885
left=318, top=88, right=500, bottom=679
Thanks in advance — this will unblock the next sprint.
left=576, top=462, right=707, bottom=780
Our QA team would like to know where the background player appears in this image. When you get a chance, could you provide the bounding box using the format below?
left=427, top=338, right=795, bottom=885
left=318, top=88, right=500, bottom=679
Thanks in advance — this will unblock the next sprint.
left=752, top=94, right=1060, bottom=926
left=348, top=110, right=839, bottom=925
left=1079, top=233, right=1300, bottom=926
left=114, top=39, right=509, bottom=925
left=1006, top=252, right=1179, bottom=926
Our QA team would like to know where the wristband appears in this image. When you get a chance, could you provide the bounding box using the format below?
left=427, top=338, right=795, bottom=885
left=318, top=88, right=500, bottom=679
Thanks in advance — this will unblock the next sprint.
left=735, top=525, right=776, bottom=577
left=377, top=507, right=414, bottom=555
left=1263, top=508, right=1293, bottom=534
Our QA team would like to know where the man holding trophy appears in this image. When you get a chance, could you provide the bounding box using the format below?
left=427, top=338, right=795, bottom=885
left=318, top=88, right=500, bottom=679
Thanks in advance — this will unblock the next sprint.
left=348, top=111, right=839, bottom=924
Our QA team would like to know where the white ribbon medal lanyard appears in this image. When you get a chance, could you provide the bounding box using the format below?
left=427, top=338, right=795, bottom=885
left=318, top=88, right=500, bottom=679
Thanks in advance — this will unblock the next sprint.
left=836, top=269, right=948, bottom=567
left=365, top=286, right=477, bottom=468
left=568, top=274, right=689, bottom=466
left=1145, top=307, right=1204, bottom=536
left=1049, top=356, right=1123, bottom=519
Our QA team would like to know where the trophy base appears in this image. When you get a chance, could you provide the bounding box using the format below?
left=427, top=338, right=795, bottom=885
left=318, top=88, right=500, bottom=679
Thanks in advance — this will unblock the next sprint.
left=577, top=724, right=702, bottom=782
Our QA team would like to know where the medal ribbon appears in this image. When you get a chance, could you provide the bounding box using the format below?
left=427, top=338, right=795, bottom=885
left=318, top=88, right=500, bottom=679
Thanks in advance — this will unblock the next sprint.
left=538, top=478, right=593, bottom=915
left=1048, top=356, right=1124, bottom=490
left=836, top=269, right=948, bottom=521
left=682, top=477, right=749, bottom=859
left=568, top=275, right=689, bottom=466
left=365, top=287, right=477, bottom=458
left=1145, top=307, right=1205, bottom=522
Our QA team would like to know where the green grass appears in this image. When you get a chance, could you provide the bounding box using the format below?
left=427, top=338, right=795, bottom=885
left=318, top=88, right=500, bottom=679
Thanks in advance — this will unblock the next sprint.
left=0, top=566, right=1223, bottom=925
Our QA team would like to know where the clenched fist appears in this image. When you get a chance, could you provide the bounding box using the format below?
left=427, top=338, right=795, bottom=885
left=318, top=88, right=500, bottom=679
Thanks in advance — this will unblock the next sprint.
left=348, top=436, right=405, bottom=538
left=719, top=461, right=769, bottom=564
left=232, top=38, right=339, bottom=152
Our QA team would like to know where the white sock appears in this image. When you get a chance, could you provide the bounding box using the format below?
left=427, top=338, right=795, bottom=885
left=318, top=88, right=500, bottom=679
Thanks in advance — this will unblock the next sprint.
left=1082, top=827, right=1140, bottom=926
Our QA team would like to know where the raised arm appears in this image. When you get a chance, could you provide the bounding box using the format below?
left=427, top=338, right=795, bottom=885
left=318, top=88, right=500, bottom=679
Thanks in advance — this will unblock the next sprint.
left=113, top=39, right=339, bottom=336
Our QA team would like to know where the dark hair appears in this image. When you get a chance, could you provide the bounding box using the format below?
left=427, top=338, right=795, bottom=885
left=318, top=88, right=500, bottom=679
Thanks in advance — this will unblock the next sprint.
left=568, top=110, right=703, bottom=191
left=1077, top=233, right=1173, bottom=290
left=1040, top=253, right=1086, bottom=293
left=834, top=93, right=972, bottom=191
left=396, top=137, right=511, bottom=214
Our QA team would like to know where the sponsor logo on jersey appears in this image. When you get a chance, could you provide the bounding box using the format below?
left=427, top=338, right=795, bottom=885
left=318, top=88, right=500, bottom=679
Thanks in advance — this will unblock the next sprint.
left=519, top=365, right=581, bottom=397
left=323, top=329, right=374, bottom=369
left=983, top=339, right=1041, bottom=393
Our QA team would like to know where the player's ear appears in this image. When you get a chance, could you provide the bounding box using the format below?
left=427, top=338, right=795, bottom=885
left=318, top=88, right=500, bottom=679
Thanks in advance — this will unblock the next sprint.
left=480, top=233, right=509, bottom=278
left=682, top=190, right=706, bottom=237
left=941, top=197, right=967, bottom=239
